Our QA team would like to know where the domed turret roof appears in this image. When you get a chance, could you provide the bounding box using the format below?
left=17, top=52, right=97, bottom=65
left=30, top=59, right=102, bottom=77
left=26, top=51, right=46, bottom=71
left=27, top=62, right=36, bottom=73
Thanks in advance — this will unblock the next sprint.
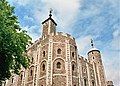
left=88, top=47, right=100, bottom=54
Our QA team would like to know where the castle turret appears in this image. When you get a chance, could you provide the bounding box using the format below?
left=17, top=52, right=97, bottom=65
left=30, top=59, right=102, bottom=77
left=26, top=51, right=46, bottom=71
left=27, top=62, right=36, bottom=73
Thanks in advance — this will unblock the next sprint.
left=42, top=9, right=57, bottom=38
left=88, top=39, right=106, bottom=86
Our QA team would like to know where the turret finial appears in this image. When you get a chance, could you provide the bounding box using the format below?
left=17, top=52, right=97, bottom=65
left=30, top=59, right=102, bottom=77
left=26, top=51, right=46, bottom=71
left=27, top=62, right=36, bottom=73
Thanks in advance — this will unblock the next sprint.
left=91, top=39, right=94, bottom=48
left=49, top=8, right=53, bottom=18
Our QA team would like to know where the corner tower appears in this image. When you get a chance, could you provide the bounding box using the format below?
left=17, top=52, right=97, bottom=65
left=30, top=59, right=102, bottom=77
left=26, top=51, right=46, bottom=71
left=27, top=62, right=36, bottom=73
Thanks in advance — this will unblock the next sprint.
left=88, top=39, right=106, bottom=86
left=42, top=9, right=57, bottom=38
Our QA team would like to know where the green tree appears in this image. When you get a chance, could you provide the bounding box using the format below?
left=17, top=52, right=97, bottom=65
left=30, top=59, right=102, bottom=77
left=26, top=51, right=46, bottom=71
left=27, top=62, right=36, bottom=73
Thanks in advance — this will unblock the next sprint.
left=0, top=0, right=31, bottom=81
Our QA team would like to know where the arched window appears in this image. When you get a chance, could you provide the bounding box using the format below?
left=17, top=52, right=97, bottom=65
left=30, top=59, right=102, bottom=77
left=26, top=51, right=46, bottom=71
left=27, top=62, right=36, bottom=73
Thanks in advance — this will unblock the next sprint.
left=43, top=51, right=45, bottom=57
left=57, top=62, right=61, bottom=69
left=92, top=80, right=94, bottom=86
left=84, top=79, right=87, bottom=86
left=42, top=64, right=45, bottom=71
left=72, top=64, right=74, bottom=71
left=57, top=48, right=61, bottom=54
left=93, top=57, right=94, bottom=59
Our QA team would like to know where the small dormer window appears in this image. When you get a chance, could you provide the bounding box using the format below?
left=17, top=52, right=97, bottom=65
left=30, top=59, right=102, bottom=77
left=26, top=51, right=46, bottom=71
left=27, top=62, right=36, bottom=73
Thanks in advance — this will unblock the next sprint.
left=57, top=48, right=61, bottom=54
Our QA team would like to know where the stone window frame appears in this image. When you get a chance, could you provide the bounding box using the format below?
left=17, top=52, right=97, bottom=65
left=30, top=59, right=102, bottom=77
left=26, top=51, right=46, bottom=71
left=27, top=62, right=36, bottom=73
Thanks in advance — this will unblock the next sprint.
left=71, top=61, right=76, bottom=72
left=29, top=66, right=34, bottom=77
left=40, top=60, right=47, bottom=73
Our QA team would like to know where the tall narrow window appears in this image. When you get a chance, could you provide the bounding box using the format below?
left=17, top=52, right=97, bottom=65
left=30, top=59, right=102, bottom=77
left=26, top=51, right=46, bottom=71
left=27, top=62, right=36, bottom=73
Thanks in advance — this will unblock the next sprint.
left=84, top=79, right=87, bottom=86
left=57, top=62, right=61, bottom=69
left=43, top=51, right=45, bottom=57
left=72, top=52, right=74, bottom=57
left=42, top=64, right=45, bottom=71
left=72, top=64, right=74, bottom=71
left=57, top=48, right=61, bottom=54
left=30, top=70, right=33, bottom=76
left=12, top=78, right=14, bottom=83
left=92, top=81, right=94, bottom=86
left=21, top=74, right=23, bottom=80
left=32, top=57, right=34, bottom=63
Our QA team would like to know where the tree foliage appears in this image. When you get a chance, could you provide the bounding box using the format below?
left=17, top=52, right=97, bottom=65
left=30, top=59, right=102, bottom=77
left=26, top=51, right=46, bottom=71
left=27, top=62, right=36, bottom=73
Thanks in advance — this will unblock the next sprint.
left=0, top=0, right=31, bottom=80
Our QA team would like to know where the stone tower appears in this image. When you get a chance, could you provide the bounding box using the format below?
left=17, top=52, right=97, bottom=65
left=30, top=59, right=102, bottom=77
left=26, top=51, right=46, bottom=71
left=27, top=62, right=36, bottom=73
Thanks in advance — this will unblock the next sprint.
left=38, top=10, right=78, bottom=86
left=88, top=39, right=106, bottom=86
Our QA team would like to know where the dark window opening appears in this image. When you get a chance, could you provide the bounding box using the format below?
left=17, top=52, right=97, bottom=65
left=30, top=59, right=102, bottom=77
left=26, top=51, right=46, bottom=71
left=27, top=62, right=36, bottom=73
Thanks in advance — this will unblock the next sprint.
left=32, top=57, right=34, bottom=63
left=20, top=74, right=23, bottom=80
left=30, top=70, right=33, bottom=76
left=72, top=64, right=75, bottom=71
left=42, top=64, right=45, bottom=71
left=72, top=52, right=74, bottom=57
left=57, top=48, right=61, bottom=54
left=57, top=62, right=61, bottom=69
left=84, top=79, right=87, bottom=86
left=92, top=81, right=94, bottom=86
left=74, top=85, right=76, bottom=86
left=93, top=57, right=94, bottom=59
left=43, top=51, right=45, bottom=57
left=12, top=78, right=14, bottom=83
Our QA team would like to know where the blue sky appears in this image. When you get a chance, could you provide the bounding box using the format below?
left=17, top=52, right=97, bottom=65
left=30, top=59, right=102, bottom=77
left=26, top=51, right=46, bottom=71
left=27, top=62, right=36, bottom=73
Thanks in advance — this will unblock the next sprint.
left=7, top=0, right=120, bottom=85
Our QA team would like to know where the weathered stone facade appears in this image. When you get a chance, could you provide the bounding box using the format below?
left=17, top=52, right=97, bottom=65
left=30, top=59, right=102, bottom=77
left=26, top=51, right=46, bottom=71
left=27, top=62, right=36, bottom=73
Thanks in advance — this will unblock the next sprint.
left=6, top=12, right=113, bottom=86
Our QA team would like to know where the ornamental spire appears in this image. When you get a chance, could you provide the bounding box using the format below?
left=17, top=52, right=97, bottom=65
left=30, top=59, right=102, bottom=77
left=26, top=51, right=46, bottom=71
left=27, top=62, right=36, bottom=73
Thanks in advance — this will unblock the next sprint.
left=91, top=39, right=94, bottom=48
left=49, top=8, right=53, bottom=18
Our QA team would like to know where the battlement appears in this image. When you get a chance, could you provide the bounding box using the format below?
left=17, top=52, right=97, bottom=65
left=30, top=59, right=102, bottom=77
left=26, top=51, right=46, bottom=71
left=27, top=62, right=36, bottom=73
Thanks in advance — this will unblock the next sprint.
left=79, top=56, right=89, bottom=63
left=56, top=32, right=75, bottom=40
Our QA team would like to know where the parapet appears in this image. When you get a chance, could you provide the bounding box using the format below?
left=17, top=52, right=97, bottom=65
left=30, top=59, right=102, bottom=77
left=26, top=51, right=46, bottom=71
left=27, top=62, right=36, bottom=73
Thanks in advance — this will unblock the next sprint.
left=56, top=32, right=75, bottom=40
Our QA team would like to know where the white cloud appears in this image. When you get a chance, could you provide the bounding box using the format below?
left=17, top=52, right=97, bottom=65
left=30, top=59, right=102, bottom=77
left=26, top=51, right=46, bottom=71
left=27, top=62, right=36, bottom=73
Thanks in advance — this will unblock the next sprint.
left=23, top=15, right=34, bottom=22
left=76, top=35, right=93, bottom=57
left=22, top=25, right=40, bottom=42
left=14, top=0, right=30, bottom=6
left=110, top=24, right=120, bottom=51
left=33, top=0, right=80, bottom=33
